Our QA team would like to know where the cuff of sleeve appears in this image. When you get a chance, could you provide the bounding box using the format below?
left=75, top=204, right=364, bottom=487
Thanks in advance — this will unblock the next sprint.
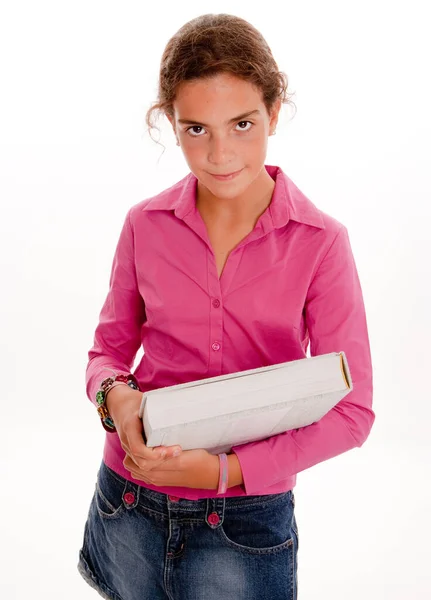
left=87, top=369, right=132, bottom=408
left=231, top=440, right=284, bottom=495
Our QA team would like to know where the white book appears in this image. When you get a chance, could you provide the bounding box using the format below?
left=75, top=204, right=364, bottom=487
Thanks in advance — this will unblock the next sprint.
left=138, top=351, right=353, bottom=455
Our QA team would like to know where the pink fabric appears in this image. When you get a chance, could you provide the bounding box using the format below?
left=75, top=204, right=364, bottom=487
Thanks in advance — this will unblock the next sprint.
left=85, top=164, right=375, bottom=499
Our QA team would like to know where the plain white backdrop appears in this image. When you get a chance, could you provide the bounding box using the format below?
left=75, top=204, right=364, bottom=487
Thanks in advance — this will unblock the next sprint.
left=1, top=0, right=430, bottom=598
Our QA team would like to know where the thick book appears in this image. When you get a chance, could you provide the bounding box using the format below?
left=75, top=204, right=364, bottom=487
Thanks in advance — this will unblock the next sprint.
left=138, top=351, right=353, bottom=455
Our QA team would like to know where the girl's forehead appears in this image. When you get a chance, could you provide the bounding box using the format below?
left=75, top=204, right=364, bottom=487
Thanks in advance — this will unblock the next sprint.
left=173, top=75, right=264, bottom=112
left=176, top=73, right=259, bottom=97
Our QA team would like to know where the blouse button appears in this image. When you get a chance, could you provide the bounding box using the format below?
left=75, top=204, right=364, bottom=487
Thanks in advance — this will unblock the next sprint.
left=212, top=299, right=221, bottom=308
left=211, top=342, right=221, bottom=352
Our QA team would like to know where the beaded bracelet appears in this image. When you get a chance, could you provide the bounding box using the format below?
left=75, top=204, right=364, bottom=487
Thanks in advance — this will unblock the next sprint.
left=217, top=453, right=228, bottom=494
left=96, top=372, right=140, bottom=432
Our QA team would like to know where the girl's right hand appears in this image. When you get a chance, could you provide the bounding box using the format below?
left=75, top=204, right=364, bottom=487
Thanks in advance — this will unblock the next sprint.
left=105, top=384, right=182, bottom=470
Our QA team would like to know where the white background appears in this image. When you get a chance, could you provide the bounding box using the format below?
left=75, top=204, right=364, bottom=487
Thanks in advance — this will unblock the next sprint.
left=1, top=0, right=430, bottom=598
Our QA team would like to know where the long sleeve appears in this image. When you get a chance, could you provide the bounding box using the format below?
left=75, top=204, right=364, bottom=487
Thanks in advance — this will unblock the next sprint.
left=231, top=225, right=375, bottom=495
left=85, top=208, right=146, bottom=406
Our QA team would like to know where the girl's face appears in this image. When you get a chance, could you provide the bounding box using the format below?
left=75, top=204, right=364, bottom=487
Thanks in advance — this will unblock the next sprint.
left=167, top=72, right=280, bottom=200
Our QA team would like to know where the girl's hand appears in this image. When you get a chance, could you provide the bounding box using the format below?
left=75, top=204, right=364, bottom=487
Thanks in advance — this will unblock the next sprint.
left=123, top=448, right=220, bottom=490
left=105, top=384, right=220, bottom=489
left=105, top=385, right=182, bottom=465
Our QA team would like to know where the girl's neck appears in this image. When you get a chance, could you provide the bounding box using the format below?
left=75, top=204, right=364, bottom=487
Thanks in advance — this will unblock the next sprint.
left=196, top=168, right=276, bottom=226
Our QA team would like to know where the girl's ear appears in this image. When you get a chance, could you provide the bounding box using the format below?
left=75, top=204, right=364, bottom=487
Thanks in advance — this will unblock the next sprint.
left=166, top=113, right=176, bottom=135
left=269, top=98, right=281, bottom=132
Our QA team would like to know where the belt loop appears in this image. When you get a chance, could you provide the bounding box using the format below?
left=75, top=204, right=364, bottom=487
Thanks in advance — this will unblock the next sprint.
left=205, top=496, right=225, bottom=527
left=122, top=479, right=140, bottom=509
left=215, top=495, right=225, bottom=518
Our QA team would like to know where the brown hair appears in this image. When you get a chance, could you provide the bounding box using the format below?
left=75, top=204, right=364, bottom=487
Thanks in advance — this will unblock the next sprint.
left=145, top=13, right=296, bottom=147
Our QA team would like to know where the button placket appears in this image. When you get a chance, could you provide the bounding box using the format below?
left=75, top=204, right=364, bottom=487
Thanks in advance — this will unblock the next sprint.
left=207, top=251, right=224, bottom=375
left=166, top=520, right=185, bottom=559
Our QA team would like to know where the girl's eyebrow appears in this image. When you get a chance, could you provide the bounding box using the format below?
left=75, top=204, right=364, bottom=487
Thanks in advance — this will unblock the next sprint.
left=178, top=109, right=261, bottom=127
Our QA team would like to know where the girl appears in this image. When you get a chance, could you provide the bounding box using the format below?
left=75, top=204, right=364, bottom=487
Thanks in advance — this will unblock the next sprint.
left=77, top=13, right=374, bottom=600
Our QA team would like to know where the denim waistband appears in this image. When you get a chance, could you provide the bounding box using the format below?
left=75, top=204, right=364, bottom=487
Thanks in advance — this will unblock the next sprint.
left=100, top=460, right=293, bottom=519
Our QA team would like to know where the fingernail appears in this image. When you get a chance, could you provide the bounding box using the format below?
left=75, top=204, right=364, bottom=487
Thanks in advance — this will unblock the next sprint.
left=173, top=448, right=181, bottom=457
left=160, top=449, right=167, bottom=458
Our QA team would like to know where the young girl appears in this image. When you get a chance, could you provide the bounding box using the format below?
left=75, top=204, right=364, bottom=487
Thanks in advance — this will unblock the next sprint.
left=77, top=13, right=374, bottom=600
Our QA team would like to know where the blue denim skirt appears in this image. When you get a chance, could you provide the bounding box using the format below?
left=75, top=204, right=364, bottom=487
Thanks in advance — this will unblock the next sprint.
left=77, top=460, right=299, bottom=600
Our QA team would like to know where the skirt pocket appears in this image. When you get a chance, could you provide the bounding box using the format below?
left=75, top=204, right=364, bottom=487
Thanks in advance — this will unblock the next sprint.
left=218, top=490, right=296, bottom=555
left=94, top=462, right=128, bottom=520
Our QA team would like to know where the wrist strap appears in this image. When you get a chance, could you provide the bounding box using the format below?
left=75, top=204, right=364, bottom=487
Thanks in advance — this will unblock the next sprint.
left=217, top=453, right=228, bottom=495
left=105, top=381, right=129, bottom=397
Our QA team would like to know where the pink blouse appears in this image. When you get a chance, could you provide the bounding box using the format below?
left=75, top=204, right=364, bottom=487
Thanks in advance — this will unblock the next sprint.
left=85, top=164, right=375, bottom=499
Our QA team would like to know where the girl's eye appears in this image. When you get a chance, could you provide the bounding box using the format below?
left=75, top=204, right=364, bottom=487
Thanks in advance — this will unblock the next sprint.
left=187, top=125, right=206, bottom=137
left=236, top=120, right=253, bottom=131
left=185, top=120, right=253, bottom=137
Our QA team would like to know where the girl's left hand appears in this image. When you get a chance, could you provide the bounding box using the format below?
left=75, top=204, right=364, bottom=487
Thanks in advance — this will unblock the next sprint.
left=123, top=447, right=220, bottom=490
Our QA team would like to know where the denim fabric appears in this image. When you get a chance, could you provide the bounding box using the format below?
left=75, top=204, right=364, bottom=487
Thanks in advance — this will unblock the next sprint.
left=77, top=460, right=299, bottom=600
